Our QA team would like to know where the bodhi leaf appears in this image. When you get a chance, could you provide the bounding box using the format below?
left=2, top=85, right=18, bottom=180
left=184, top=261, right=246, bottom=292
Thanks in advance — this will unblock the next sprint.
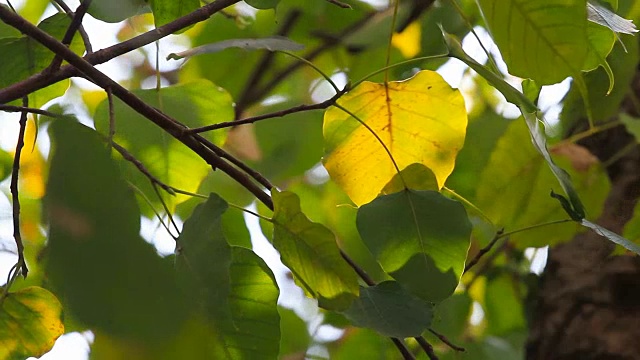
left=323, top=70, right=467, bottom=206
left=0, top=287, right=64, bottom=360
left=167, top=36, right=304, bottom=60
left=149, top=0, right=199, bottom=29
left=380, top=163, right=438, bottom=196
left=271, top=190, right=359, bottom=310
left=94, top=80, right=232, bottom=213
left=477, top=0, right=589, bottom=85
left=342, top=281, right=433, bottom=338
left=175, top=194, right=281, bottom=358
left=476, top=120, right=609, bottom=248
left=45, top=120, right=187, bottom=342
left=357, top=190, right=472, bottom=302
left=88, top=0, right=147, bottom=23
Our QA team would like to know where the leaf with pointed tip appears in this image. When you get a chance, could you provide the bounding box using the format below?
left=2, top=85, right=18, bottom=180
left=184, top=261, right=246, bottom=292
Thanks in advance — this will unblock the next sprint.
left=357, top=190, right=471, bottom=302
left=168, top=36, right=304, bottom=60
left=323, top=70, right=467, bottom=206
left=343, top=281, right=433, bottom=338
left=176, top=194, right=280, bottom=359
left=271, top=190, right=359, bottom=310
left=0, top=287, right=64, bottom=360
left=477, top=0, right=589, bottom=85
left=588, top=0, right=638, bottom=34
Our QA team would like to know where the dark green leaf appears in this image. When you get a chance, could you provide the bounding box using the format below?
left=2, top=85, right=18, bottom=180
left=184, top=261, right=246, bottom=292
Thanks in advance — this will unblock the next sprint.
left=45, top=119, right=187, bottom=341
left=88, top=0, right=148, bottom=23
left=245, top=0, right=280, bottom=10
left=149, top=0, right=199, bottom=28
left=357, top=190, right=471, bottom=302
left=343, top=281, right=433, bottom=338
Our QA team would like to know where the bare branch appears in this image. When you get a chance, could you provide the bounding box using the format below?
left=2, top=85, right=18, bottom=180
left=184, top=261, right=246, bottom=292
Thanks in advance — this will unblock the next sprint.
left=9, top=97, right=29, bottom=279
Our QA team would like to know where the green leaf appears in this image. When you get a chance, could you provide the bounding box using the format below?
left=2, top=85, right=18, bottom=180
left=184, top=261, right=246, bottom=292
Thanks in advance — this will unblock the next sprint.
left=380, top=163, right=438, bottom=196
left=94, top=80, right=233, bottom=213
left=271, top=190, right=359, bottom=310
left=45, top=119, right=187, bottom=341
left=477, top=0, right=589, bottom=85
left=149, top=0, right=199, bottom=28
left=485, top=275, right=526, bottom=335
left=561, top=35, right=639, bottom=125
left=278, top=307, right=310, bottom=358
left=88, top=0, right=148, bottom=23
left=0, top=287, right=64, bottom=360
left=431, top=293, right=472, bottom=339
left=245, top=0, right=280, bottom=10
left=0, top=13, right=84, bottom=107
left=357, top=190, right=471, bottom=302
left=176, top=194, right=281, bottom=358
left=621, top=113, right=640, bottom=140
left=342, top=281, right=433, bottom=338
left=476, top=120, right=609, bottom=248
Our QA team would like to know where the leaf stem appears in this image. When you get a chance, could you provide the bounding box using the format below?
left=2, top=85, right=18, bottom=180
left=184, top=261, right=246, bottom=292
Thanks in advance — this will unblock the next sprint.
left=351, top=53, right=449, bottom=89
left=280, top=50, right=341, bottom=93
left=498, top=219, right=573, bottom=238
left=441, top=187, right=494, bottom=226
left=227, top=202, right=273, bottom=222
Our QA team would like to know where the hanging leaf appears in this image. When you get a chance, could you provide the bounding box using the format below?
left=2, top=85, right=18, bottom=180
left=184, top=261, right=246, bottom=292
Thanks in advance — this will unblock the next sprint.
left=149, top=0, right=199, bottom=29
left=176, top=194, right=281, bottom=359
left=0, top=287, right=64, bottom=360
left=342, top=281, right=433, bottom=338
left=45, top=120, right=187, bottom=341
left=167, top=36, right=304, bottom=60
left=271, top=190, right=359, bottom=310
left=476, top=120, right=609, bottom=248
left=88, top=0, right=148, bottom=23
left=581, top=219, right=640, bottom=254
left=323, top=70, right=467, bottom=206
left=357, top=190, right=471, bottom=302
left=477, top=0, right=589, bottom=85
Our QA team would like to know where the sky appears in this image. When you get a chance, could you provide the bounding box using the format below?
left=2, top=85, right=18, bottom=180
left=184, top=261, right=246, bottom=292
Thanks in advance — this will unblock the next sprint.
left=0, top=1, right=565, bottom=358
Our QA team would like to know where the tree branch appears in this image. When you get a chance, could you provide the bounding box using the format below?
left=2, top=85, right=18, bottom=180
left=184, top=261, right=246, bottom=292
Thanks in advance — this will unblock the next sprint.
left=0, top=5, right=273, bottom=210
left=9, top=97, right=29, bottom=278
left=0, top=0, right=242, bottom=104
left=46, top=0, right=92, bottom=72
left=50, top=0, right=93, bottom=54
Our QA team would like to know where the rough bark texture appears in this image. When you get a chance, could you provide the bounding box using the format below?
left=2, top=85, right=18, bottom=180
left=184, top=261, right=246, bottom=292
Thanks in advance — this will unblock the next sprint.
left=526, top=68, right=640, bottom=359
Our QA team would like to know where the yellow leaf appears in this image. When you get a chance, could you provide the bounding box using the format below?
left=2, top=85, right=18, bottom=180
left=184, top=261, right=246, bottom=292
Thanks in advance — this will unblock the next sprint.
left=323, top=71, right=467, bottom=206
left=391, top=21, right=421, bottom=58
left=0, top=287, right=64, bottom=360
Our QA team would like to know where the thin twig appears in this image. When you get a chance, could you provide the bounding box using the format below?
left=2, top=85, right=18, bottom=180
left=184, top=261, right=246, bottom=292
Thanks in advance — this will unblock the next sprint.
left=391, top=338, right=416, bottom=360
left=106, top=87, right=115, bottom=150
left=428, top=328, right=465, bottom=352
left=324, top=0, right=351, bottom=9
left=9, top=96, right=29, bottom=279
left=235, top=9, right=302, bottom=117
left=0, top=104, right=63, bottom=117
left=50, top=0, right=92, bottom=53
left=110, top=141, right=176, bottom=195
left=416, top=336, right=439, bottom=360
left=188, top=88, right=346, bottom=133
left=464, top=228, right=504, bottom=273
left=47, top=0, right=93, bottom=72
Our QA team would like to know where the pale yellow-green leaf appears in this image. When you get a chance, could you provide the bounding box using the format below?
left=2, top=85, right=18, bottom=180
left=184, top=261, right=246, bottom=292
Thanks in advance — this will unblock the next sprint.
left=0, top=287, right=64, bottom=360
left=323, top=70, right=467, bottom=206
